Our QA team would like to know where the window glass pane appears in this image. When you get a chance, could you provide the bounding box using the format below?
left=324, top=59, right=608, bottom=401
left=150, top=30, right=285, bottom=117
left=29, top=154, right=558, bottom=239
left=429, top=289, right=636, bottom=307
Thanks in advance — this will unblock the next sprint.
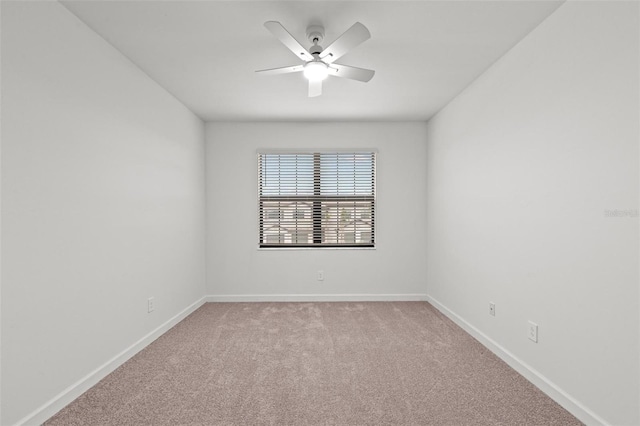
left=293, top=231, right=309, bottom=244
left=266, top=209, right=281, bottom=220
left=265, top=233, right=284, bottom=244
left=320, top=153, right=374, bottom=196
left=260, top=154, right=314, bottom=196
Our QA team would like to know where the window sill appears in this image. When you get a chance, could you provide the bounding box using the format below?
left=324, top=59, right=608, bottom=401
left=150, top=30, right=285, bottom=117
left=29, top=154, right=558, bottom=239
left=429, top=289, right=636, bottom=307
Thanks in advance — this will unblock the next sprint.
left=257, top=246, right=377, bottom=251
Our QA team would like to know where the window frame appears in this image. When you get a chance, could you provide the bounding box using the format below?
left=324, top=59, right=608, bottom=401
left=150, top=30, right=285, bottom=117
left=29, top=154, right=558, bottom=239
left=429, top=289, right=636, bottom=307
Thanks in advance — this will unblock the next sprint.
left=257, top=150, right=377, bottom=250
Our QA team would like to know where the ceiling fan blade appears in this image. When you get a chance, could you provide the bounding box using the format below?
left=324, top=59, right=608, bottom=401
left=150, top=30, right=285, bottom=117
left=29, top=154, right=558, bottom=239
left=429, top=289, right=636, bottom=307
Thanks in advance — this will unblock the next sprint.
left=264, top=21, right=314, bottom=62
left=255, top=65, right=304, bottom=76
left=319, top=22, right=370, bottom=64
left=308, top=79, right=322, bottom=97
left=328, top=64, right=375, bottom=82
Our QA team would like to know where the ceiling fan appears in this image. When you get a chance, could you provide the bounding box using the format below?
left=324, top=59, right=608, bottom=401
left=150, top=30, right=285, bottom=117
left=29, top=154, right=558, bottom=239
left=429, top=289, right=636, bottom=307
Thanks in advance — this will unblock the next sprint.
left=256, top=21, right=375, bottom=97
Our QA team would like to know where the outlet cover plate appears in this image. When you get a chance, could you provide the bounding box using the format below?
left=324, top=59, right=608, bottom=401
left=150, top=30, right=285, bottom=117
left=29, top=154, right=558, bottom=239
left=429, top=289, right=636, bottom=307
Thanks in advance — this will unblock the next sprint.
left=528, top=321, right=538, bottom=342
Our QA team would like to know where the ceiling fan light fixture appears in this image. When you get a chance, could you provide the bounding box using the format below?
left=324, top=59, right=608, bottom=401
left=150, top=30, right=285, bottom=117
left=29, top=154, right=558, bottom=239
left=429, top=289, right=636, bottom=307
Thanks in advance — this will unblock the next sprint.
left=303, top=61, right=329, bottom=81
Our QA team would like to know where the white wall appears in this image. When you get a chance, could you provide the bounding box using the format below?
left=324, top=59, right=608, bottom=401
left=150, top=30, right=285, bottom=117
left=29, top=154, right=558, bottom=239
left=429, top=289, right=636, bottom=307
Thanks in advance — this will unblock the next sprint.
left=425, top=1, right=639, bottom=425
left=206, top=122, right=427, bottom=299
left=1, top=2, right=206, bottom=424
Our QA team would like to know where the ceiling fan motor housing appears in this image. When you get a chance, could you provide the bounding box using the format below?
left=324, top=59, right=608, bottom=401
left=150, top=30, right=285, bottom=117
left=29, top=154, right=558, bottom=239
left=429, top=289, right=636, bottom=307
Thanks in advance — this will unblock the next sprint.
left=309, top=44, right=323, bottom=56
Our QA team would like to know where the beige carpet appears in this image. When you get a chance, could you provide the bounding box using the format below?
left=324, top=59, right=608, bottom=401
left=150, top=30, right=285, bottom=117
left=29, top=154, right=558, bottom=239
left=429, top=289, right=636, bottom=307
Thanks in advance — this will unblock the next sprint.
left=46, top=302, right=581, bottom=425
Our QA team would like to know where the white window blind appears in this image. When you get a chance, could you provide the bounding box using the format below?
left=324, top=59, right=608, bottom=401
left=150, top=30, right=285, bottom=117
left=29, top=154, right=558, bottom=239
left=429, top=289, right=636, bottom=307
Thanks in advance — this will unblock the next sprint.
left=258, top=152, right=376, bottom=248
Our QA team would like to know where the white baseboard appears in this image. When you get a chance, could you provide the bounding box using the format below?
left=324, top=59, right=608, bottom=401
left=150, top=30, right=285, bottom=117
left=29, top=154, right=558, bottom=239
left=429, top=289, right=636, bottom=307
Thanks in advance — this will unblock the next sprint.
left=206, top=293, right=428, bottom=302
left=426, top=295, right=608, bottom=426
left=16, top=296, right=207, bottom=426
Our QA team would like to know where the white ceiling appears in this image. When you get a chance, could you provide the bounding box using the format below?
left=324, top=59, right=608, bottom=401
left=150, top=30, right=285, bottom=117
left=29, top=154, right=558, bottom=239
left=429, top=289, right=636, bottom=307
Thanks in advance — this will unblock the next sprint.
left=61, top=1, right=563, bottom=122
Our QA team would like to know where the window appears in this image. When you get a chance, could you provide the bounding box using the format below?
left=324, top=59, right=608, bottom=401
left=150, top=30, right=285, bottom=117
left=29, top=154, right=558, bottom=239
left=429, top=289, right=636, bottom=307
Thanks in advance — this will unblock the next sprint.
left=258, top=152, right=376, bottom=248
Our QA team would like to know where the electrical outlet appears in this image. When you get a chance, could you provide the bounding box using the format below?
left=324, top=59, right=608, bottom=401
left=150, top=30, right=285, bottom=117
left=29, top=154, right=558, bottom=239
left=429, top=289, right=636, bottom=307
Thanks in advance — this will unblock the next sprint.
left=317, top=270, right=324, bottom=281
left=528, top=321, right=538, bottom=342
left=148, top=297, right=155, bottom=313
left=489, top=302, right=496, bottom=317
